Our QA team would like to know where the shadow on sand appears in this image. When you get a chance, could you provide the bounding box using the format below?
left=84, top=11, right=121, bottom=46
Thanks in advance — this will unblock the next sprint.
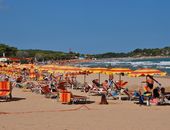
left=134, top=101, right=170, bottom=106
left=69, top=100, right=95, bottom=105
left=0, top=97, right=26, bottom=102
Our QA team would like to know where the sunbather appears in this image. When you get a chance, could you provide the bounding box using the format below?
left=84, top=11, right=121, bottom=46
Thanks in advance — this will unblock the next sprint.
left=150, top=87, right=160, bottom=105
left=159, top=87, right=170, bottom=104
left=102, top=80, right=109, bottom=92
left=83, top=82, right=91, bottom=93
left=92, top=79, right=100, bottom=88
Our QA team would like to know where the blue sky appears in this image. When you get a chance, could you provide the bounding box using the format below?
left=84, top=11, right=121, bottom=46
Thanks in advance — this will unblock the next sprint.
left=0, top=0, right=170, bottom=54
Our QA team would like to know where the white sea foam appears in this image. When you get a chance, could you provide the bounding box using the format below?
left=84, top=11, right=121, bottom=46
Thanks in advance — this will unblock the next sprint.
left=76, top=58, right=170, bottom=75
left=157, top=66, right=170, bottom=69
left=95, top=60, right=170, bottom=67
left=159, top=61, right=170, bottom=66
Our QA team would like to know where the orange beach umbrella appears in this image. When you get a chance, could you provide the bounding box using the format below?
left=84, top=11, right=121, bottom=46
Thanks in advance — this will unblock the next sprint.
left=85, top=67, right=109, bottom=84
left=129, top=68, right=166, bottom=77
left=104, top=68, right=132, bottom=75
left=87, top=67, right=109, bottom=73
left=103, top=68, right=132, bottom=81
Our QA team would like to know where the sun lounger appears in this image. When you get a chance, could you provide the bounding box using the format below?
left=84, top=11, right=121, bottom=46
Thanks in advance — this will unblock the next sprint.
left=59, top=91, right=89, bottom=104
left=71, top=95, right=88, bottom=104
left=115, top=80, right=128, bottom=89
left=106, top=80, right=132, bottom=100
left=88, top=87, right=106, bottom=96
left=107, top=87, right=140, bottom=101
left=59, top=91, right=71, bottom=104
left=41, top=85, right=58, bottom=98
left=0, top=81, right=12, bottom=101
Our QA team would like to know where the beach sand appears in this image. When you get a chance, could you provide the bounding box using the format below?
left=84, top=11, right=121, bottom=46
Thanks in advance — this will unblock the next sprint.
left=1, top=74, right=170, bottom=130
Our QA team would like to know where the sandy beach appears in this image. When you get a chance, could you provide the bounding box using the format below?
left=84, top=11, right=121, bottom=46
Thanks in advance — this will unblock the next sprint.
left=1, top=74, right=170, bottom=130
left=1, top=0, right=170, bottom=129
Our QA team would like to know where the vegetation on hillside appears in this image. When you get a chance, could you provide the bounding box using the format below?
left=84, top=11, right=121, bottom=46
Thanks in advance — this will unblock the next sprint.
left=0, top=43, right=81, bottom=61
left=0, top=43, right=170, bottom=61
left=93, top=47, right=170, bottom=59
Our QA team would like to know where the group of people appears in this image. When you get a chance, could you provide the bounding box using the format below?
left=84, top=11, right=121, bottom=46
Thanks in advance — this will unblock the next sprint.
left=1, top=65, right=170, bottom=106
left=135, top=75, right=169, bottom=105
left=83, top=74, right=170, bottom=106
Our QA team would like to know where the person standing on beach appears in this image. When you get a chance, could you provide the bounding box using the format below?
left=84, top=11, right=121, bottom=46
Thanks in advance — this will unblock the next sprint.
left=100, top=80, right=109, bottom=105
left=108, top=74, right=114, bottom=90
left=144, top=75, right=154, bottom=94
left=139, top=75, right=154, bottom=105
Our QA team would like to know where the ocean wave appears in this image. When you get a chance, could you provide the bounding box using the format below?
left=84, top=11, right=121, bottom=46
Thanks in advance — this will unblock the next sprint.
left=76, top=58, right=170, bottom=73
left=159, top=61, right=170, bottom=66
left=95, top=60, right=170, bottom=67
left=75, top=58, right=170, bottom=75
left=157, top=66, right=170, bottom=69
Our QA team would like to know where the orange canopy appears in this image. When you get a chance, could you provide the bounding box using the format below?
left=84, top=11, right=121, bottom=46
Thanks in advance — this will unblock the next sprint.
left=129, top=68, right=166, bottom=77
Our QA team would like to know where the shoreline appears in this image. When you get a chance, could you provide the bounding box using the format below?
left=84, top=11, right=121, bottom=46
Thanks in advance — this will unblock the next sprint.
left=72, top=56, right=170, bottom=76
left=95, top=56, right=170, bottom=61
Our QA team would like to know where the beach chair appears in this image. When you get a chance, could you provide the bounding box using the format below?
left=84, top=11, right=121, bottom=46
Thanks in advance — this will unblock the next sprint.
left=28, top=82, right=42, bottom=94
left=107, top=80, right=131, bottom=100
left=0, top=81, right=12, bottom=101
left=59, top=90, right=89, bottom=104
left=114, top=80, right=128, bottom=90
left=72, top=82, right=84, bottom=90
left=59, top=91, right=71, bottom=104
left=71, top=94, right=88, bottom=104
left=107, top=89, right=131, bottom=100
left=88, top=84, right=103, bottom=96
left=41, top=85, right=58, bottom=98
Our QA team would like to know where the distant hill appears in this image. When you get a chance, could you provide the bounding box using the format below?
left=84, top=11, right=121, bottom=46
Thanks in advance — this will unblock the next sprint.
left=0, top=43, right=80, bottom=61
left=0, top=43, right=170, bottom=61
left=93, top=47, right=170, bottom=59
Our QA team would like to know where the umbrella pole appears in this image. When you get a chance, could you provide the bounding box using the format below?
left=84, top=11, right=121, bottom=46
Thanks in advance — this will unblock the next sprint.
left=99, top=73, right=101, bottom=84
left=119, top=73, right=121, bottom=81
left=84, top=74, right=86, bottom=84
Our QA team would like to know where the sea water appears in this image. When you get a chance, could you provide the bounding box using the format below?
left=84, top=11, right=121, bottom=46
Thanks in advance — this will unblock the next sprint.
left=75, top=57, right=170, bottom=75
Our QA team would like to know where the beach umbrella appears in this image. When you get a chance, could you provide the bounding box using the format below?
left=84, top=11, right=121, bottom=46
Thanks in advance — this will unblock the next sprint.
left=129, top=68, right=166, bottom=77
left=129, top=68, right=167, bottom=87
left=49, top=66, right=82, bottom=82
left=104, top=68, right=132, bottom=81
left=104, top=68, right=132, bottom=74
left=18, top=64, right=35, bottom=69
left=78, top=68, right=93, bottom=84
left=38, top=64, right=58, bottom=71
left=61, top=66, right=82, bottom=73
left=87, top=67, right=108, bottom=73
left=87, top=67, right=109, bottom=84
